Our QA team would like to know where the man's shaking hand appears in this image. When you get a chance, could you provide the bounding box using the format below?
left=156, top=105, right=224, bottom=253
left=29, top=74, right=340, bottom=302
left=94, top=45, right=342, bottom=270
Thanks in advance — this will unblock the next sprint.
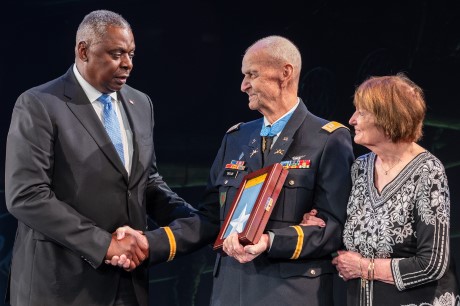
left=105, top=226, right=149, bottom=271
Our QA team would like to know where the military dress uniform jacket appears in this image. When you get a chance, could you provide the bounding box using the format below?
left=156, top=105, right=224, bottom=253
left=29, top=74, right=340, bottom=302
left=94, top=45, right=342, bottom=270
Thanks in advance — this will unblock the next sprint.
left=5, top=67, right=195, bottom=306
left=143, top=101, right=354, bottom=305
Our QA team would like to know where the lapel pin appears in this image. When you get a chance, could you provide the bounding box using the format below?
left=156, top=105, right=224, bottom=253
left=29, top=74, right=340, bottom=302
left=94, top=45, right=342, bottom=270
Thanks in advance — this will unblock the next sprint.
left=274, top=149, right=285, bottom=155
left=250, top=149, right=258, bottom=158
left=251, top=139, right=256, bottom=144
left=283, top=137, right=288, bottom=141
left=129, top=99, right=135, bottom=105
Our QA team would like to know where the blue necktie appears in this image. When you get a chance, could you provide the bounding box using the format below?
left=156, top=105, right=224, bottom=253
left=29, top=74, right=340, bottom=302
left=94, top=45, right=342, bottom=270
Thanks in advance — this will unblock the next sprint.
left=260, top=111, right=294, bottom=137
left=99, top=94, right=125, bottom=165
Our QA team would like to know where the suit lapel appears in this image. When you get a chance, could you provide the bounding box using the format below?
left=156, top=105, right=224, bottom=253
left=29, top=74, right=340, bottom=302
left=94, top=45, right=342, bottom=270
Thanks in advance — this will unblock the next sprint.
left=265, top=101, right=308, bottom=165
left=117, top=89, right=142, bottom=187
left=63, top=69, right=129, bottom=182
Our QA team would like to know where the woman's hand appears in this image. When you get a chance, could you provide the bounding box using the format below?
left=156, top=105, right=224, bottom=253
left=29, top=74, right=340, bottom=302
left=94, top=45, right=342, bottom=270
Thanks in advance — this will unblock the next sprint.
left=332, top=250, right=364, bottom=281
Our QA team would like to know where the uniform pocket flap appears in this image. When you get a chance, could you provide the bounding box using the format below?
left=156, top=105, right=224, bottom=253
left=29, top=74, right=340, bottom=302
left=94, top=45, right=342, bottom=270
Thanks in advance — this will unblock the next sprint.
left=283, top=169, right=315, bottom=189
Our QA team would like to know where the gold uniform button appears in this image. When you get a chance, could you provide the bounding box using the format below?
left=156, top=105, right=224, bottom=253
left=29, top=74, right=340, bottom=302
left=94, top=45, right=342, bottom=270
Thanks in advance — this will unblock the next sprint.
left=288, top=180, right=295, bottom=186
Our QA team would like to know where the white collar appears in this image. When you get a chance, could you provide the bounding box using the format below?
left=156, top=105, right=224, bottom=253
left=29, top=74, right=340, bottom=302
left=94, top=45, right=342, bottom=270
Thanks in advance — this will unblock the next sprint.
left=73, top=64, right=117, bottom=103
left=263, top=98, right=300, bottom=127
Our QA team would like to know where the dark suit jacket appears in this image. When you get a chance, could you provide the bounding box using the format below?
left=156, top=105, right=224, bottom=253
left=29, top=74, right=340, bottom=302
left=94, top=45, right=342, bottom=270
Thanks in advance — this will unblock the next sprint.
left=5, top=67, right=191, bottom=306
left=165, top=101, right=354, bottom=306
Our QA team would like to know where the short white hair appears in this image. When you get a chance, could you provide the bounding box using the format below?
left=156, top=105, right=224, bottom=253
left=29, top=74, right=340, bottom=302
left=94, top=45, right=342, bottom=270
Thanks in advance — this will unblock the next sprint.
left=246, top=35, right=302, bottom=80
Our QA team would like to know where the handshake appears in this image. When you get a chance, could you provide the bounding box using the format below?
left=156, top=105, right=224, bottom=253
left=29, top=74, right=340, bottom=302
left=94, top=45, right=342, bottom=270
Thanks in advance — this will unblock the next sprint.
left=104, top=226, right=149, bottom=271
left=102, top=210, right=325, bottom=271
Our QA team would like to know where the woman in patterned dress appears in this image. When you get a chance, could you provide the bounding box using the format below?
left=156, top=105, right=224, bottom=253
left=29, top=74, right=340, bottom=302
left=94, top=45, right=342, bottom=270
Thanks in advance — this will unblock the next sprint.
left=305, top=74, right=459, bottom=306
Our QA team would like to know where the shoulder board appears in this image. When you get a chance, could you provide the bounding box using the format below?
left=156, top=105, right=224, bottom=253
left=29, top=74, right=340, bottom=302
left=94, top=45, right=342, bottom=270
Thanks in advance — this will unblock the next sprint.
left=226, top=122, right=244, bottom=134
left=321, top=121, right=349, bottom=133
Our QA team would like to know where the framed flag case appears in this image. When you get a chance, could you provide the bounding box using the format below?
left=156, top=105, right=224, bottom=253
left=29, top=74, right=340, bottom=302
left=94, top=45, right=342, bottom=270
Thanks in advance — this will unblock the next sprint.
left=213, top=163, right=288, bottom=251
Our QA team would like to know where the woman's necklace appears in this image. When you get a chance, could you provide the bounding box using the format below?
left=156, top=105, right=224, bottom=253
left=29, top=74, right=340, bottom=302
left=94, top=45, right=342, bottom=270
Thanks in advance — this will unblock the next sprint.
left=380, top=157, right=401, bottom=175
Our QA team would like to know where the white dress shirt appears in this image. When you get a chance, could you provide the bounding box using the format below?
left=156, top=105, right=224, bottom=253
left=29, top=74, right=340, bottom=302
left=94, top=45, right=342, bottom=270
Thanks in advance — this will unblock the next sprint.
left=73, top=64, right=133, bottom=175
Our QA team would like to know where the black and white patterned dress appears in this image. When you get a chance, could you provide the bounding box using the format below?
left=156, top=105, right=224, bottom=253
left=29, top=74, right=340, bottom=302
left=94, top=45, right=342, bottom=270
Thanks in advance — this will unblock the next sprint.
left=344, top=151, right=459, bottom=306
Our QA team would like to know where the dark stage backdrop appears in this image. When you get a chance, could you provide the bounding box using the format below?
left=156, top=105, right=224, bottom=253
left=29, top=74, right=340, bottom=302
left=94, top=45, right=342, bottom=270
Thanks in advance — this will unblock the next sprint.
left=1, top=0, right=460, bottom=305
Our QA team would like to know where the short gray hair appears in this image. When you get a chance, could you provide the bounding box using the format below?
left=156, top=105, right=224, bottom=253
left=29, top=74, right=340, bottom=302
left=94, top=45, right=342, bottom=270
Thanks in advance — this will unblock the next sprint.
left=76, top=10, right=131, bottom=47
